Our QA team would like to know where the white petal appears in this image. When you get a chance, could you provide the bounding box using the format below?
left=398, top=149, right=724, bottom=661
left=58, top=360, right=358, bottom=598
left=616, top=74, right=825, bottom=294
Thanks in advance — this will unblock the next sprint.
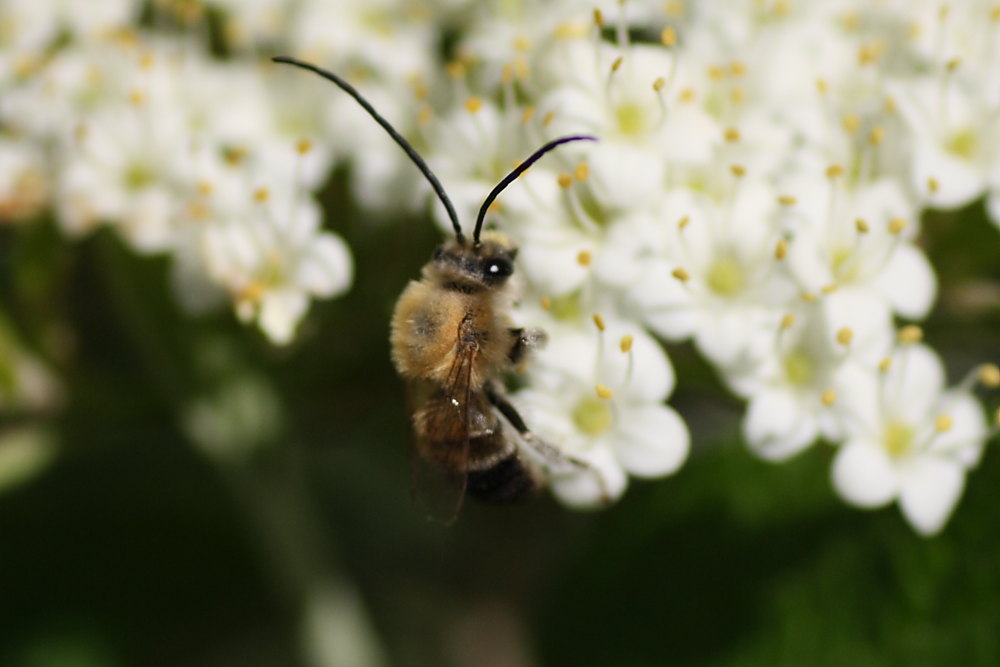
left=872, top=244, right=938, bottom=319
left=743, top=388, right=818, bottom=461
left=549, top=443, right=628, bottom=509
left=614, top=405, right=690, bottom=477
left=258, top=290, right=309, bottom=345
left=297, top=233, right=354, bottom=296
left=898, top=457, right=966, bottom=536
left=831, top=441, right=898, bottom=508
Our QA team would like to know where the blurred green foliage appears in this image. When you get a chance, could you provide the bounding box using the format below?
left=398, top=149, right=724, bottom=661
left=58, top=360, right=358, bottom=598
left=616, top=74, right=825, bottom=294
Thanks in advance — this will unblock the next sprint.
left=0, top=179, right=998, bottom=666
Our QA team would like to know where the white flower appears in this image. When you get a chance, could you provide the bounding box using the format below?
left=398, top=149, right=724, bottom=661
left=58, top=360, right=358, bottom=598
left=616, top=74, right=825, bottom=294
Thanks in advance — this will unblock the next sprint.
left=628, top=182, right=794, bottom=369
left=199, top=185, right=353, bottom=345
left=831, top=342, right=990, bottom=536
left=727, top=299, right=887, bottom=462
left=512, top=320, right=689, bottom=507
left=0, top=137, right=49, bottom=222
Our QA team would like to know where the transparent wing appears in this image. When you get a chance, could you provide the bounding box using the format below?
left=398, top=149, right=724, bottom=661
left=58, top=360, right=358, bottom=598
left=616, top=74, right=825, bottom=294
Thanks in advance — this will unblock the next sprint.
left=408, top=341, right=478, bottom=524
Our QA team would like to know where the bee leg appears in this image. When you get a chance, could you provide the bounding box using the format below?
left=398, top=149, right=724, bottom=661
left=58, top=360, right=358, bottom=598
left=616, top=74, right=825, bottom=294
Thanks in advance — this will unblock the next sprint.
left=507, top=327, right=548, bottom=364
left=484, top=385, right=611, bottom=505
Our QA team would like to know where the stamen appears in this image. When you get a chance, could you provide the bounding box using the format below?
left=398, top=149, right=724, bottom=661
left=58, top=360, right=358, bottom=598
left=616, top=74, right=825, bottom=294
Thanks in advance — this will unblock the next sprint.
left=592, top=314, right=606, bottom=331
left=826, top=164, right=844, bottom=179
left=577, top=250, right=592, bottom=266
left=801, top=291, right=818, bottom=302
left=540, top=295, right=552, bottom=311
left=842, top=113, right=860, bottom=134
left=780, top=313, right=796, bottom=329
left=464, top=97, right=483, bottom=114
left=574, top=163, right=589, bottom=181
left=935, top=414, right=954, bottom=432
left=677, top=215, right=690, bottom=230
left=296, top=138, right=312, bottom=155
left=253, top=187, right=269, bottom=203
left=888, top=217, right=908, bottom=235
left=619, top=335, right=634, bottom=352
left=542, top=111, right=555, bottom=127
left=821, top=284, right=838, bottom=294
left=593, top=8, right=604, bottom=27
left=927, top=177, right=940, bottom=193
left=557, top=173, right=573, bottom=189
left=596, top=384, right=614, bottom=399
left=520, top=106, right=535, bottom=123
left=878, top=357, right=892, bottom=372
left=898, top=325, right=923, bottom=344
left=821, top=389, right=837, bottom=406
left=775, top=239, right=788, bottom=260
left=724, top=127, right=741, bottom=143
left=672, top=267, right=691, bottom=281
left=730, top=164, right=746, bottom=178
left=653, top=77, right=666, bottom=92
left=979, top=363, right=1000, bottom=388
left=660, top=27, right=677, bottom=47
left=777, top=195, right=797, bottom=206
left=836, top=327, right=854, bottom=346
left=855, top=218, right=870, bottom=234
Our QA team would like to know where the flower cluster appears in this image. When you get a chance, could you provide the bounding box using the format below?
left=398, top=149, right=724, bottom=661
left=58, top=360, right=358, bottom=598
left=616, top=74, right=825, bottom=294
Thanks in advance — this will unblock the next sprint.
left=2, top=0, right=997, bottom=533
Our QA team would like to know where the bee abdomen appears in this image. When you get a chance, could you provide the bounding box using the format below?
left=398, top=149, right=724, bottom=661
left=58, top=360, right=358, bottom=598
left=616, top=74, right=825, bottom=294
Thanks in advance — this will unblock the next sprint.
left=467, top=454, right=540, bottom=503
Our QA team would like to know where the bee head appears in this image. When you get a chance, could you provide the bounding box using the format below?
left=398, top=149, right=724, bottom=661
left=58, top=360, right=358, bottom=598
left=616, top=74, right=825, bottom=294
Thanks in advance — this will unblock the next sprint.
left=429, top=235, right=518, bottom=290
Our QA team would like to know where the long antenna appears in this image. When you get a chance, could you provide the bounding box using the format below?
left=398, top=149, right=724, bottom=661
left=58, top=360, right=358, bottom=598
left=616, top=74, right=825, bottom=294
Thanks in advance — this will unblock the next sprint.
left=474, top=135, right=596, bottom=244
left=272, top=56, right=467, bottom=244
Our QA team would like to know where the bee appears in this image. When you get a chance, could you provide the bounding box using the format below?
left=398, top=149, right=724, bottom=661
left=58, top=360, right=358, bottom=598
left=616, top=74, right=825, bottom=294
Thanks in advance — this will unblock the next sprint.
left=273, top=56, right=604, bottom=519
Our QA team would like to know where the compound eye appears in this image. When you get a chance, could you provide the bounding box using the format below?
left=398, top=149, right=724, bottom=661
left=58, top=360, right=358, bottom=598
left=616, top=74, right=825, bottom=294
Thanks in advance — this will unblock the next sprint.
left=484, top=258, right=514, bottom=280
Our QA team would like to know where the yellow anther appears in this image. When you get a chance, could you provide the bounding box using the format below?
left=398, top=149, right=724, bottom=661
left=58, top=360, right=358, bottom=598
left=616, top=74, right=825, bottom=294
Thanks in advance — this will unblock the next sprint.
left=197, top=181, right=213, bottom=196
left=946, top=57, right=961, bottom=72
left=724, top=127, right=741, bottom=142
left=730, top=164, right=746, bottom=178
left=816, top=78, right=828, bottom=95
left=729, top=61, right=747, bottom=77
left=884, top=96, right=897, bottom=113
left=928, top=176, right=940, bottom=193
left=878, top=357, right=892, bottom=372
left=821, top=284, right=839, bottom=294
left=596, top=384, right=614, bottom=399
left=611, top=57, right=624, bottom=73
left=678, top=87, right=696, bottom=103
left=898, top=325, right=923, bottom=344
left=826, top=164, right=844, bottom=179
left=991, top=5, right=1000, bottom=21
left=540, top=295, right=552, bottom=311
left=139, top=53, right=155, bottom=69
left=417, top=106, right=432, bottom=124
left=501, top=64, right=513, bottom=84
left=665, top=0, right=685, bottom=17
left=465, top=97, right=483, bottom=113
left=653, top=77, right=666, bottom=92
left=978, top=363, right=1000, bottom=387
left=678, top=215, right=690, bottom=230
left=593, top=314, right=606, bottom=331
left=775, top=239, right=789, bottom=260
left=777, top=195, right=797, bottom=206
left=842, top=113, right=860, bottom=133
left=128, top=90, right=145, bottom=106
left=557, top=173, right=574, bottom=189
left=935, top=415, right=954, bottom=432
left=801, top=291, right=818, bottom=302
left=542, top=111, right=555, bottom=127
left=593, top=8, right=604, bottom=26
left=619, top=335, right=634, bottom=353
left=730, top=87, right=745, bottom=105
left=411, top=77, right=429, bottom=101
left=253, top=187, right=269, bottom=203
left=855, top=218, right=870, bottom=234
left=858, top=42, right=881, bottom=65
left=446, top=61, right=466, bottom=78
left=520, top=106, right=536, bottom=123
left=296, top=138, right=312, bottom=155
left=577, top=250, right=592, bottom=266
left=672, top=267, right=690, bottom=282
left=574, top=163, right=589, bottom=181
left=821, top=389, right=837, bottom=406
left=888, top=217, right=908, bottom=234
left=868, top=126, right=885, bottom=145
left=780, top=313, right=796, bottom=329
left=513, top=36, right=531, bottom=51
left=939, top=5, right=950, bottom=21
left=661, top=27, right=677, bottom=47
left=836, top=327, right=854, bottom=346
left=707, top=64, right=726, bottom=80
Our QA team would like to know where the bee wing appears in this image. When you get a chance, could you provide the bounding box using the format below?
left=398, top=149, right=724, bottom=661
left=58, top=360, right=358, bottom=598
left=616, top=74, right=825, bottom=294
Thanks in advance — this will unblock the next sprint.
left=408, top=341, right=478, bottom=524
